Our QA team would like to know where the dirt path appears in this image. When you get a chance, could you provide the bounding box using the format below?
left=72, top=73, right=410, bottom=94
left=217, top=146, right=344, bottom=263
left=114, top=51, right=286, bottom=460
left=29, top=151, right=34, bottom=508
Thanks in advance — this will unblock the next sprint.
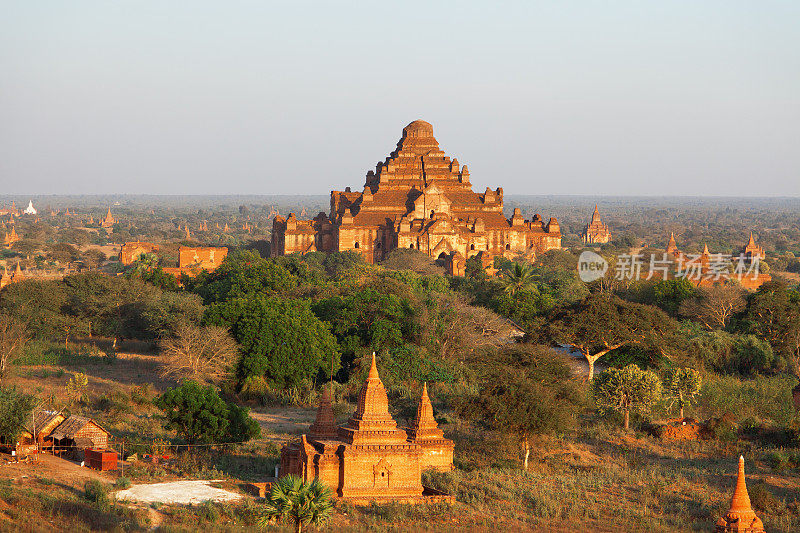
left=0, top=452, right=114, bottom=487
left=147, top=508, right=163, bottom=531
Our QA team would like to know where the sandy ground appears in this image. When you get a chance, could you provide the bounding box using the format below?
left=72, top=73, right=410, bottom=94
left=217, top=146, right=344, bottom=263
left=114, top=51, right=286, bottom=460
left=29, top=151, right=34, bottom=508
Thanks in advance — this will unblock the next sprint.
left=0, top=452, right=114, bottom=485
left=115, top=479, right=242, bottom=505
left=250, top=406, right=316, bottom=444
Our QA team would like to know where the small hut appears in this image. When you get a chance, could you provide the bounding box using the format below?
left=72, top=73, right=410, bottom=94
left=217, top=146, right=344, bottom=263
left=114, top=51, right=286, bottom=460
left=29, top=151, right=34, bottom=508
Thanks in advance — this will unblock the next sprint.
left=50, top=416, right=112, bottom=454
left=0, top=409, right=66, bottom=457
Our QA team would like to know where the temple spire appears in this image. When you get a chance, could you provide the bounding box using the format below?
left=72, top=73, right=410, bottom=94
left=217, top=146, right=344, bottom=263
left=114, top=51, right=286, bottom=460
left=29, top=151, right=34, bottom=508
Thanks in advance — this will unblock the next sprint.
left=412, top=383, right=437, bottom=432
left=730, top=455, right=753, bottom=512
left=309, top=384, right=338, bottom=439
left=338, top=352, right=408, bottom=445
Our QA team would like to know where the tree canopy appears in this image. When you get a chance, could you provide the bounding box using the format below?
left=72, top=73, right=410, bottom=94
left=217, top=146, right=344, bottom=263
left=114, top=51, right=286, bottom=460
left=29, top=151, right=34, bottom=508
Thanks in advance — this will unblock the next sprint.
left=155, top=381, right=260, bottom=444
left=540, top=293, right=682, bottom=379
left=205, top=295, right=339, bottom=388
left=461, top=344, right=584, bottom=470
left=592, top=364, right=662, bottom=430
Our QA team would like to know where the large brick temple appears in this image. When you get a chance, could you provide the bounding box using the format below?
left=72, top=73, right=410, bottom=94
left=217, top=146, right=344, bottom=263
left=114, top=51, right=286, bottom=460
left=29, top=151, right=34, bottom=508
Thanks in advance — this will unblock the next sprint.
left=271, top=120, right=561, bottom=274
left=279, top=354, right=454, bottom=503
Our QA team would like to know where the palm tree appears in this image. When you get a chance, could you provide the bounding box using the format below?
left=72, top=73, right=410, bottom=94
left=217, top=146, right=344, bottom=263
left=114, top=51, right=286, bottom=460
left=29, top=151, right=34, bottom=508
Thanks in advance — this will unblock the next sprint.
left=259, top=475, right=333, bottom=533
left=499, top=262, right=537, bottom=296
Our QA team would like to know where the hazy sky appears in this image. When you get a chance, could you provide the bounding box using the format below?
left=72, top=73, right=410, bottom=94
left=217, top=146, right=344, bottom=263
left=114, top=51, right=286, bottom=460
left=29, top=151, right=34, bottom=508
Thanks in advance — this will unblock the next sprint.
left=2, top=1, right=799, bottom=196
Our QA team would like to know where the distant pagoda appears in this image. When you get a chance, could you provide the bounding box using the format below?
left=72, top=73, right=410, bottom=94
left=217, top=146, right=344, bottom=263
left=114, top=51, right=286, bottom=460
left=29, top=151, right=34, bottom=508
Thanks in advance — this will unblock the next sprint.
left=581, top=205, right=612, bottom=244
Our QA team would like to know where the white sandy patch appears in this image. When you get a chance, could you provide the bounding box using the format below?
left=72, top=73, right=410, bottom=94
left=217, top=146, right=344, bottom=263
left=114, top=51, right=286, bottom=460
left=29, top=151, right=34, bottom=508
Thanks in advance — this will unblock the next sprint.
left=115, top=480, right=242, bottom=505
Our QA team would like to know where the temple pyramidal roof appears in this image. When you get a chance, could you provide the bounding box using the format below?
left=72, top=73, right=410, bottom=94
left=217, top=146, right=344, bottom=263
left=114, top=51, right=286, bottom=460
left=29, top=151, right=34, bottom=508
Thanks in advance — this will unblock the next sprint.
left=328, top=119, right=516, bottom=230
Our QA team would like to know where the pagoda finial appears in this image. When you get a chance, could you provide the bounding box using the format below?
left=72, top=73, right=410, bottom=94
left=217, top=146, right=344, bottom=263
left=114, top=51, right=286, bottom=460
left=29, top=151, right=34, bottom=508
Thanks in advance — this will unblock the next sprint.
left=368, top=352, right=379, bottom=380
left=702, top=243, right=710, bottom=255
left=748, top=232, right=756, bottom=246
left=591, top=204, right=601, bottom=223
left=716, top=456, right=764, bottom=532
left=337, top=350, right=409, bottom=445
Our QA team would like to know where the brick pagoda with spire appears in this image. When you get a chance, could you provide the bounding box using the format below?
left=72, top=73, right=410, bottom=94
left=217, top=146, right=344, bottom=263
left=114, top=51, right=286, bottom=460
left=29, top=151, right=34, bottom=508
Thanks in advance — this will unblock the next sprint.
left=3, top=226, right=20, bottom=248
left=581, top=205, right=612, bottom=244
left=665, top=232, right=680, bottom=258
left=101, top=208, right=116, bottom=229
left=716, top=456, right=765, bottom=532
left=279, top=354, right=454, bottom=503
left=742, top=232, right=765, bottom=260
left=272, top=120, right=561, bottom=275
left=406, top=383, right=454, bottom=471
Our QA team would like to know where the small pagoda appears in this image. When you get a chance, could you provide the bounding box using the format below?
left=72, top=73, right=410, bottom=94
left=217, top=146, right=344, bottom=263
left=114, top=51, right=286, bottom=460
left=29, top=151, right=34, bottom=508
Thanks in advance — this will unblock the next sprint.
left=716, top=456, right=765, bottom=533
left=3, top=226, right=20, bottom=247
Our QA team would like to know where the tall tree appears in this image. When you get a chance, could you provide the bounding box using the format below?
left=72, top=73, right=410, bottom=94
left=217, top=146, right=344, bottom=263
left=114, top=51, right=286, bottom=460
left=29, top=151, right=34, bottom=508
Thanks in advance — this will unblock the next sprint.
left=421, top=292, right=517, bottom=360
left=737, top=281, right=800, bottom=373
left=499, top=262, right=537, bottom=296
left=592, top=364, right=662, bottom=430
left=680, top=284, right=746, bottom=330
left=189, top=250, right=297, bottom=305
left=662, top=367, right=702, bottom=418
left=159, top=323, right=238, bottom=385
left=155, top=381, right=260, bottom=444
left=0, top=314, right=29, bottom=386
left=461, top=345, right=583, bottom=470
left=540, top=294, right=681, bottom=379
left=0, top=387, right=37, bottom=444
left=206, top=295, right=339, bottom=388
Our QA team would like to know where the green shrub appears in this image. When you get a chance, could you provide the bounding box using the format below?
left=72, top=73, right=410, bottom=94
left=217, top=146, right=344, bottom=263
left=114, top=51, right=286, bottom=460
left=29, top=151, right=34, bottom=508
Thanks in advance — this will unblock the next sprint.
left=16, top=340, right=111, bottom=367
left=84, top=480, right=110, bottom=509
left=704, top=416, right=738, bottom=442
left=155, top=381, right=260, bottom=444
left=764, top=450, right=790, bottom=472
left=196, top=501, right=219, bottom=522
left=96, top=388, right=131, bottom=415
left=114, top=477, right=131, bottom=489
left=130, top=384, right=154, bottom=406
